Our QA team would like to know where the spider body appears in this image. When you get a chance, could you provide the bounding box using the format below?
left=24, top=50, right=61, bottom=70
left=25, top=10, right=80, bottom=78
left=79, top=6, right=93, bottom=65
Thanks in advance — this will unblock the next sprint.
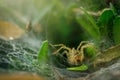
left=53, top=41, right=96, bottom=65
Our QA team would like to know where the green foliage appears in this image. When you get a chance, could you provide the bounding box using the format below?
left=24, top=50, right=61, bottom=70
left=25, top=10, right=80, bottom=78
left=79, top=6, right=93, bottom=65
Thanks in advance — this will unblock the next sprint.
left=75, top=0, right=106, bottom=11
left=84, top=44, right=97, bottom=57
left=97, top=9, right=115, bottom=46
left=113, top=16, right=120, bottom=44
left=97, top=9, right=115, bottom=26
left=76, top=8, right=100, bottom=41
left=110, top=3, right=117, bottom=15
left=38, top=40, right=49, bottom=64
left=97, top=6, right=120, bottom=46
left=67, top=64, right=88, bottom=71
left=42, top=1, right=90, bottom=47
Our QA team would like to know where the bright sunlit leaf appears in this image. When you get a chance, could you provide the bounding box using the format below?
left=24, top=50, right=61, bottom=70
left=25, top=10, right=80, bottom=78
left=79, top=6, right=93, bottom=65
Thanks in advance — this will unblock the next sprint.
left=67, top=64, right=88, bottom=71
left=38, top=40, right=48, bottom=63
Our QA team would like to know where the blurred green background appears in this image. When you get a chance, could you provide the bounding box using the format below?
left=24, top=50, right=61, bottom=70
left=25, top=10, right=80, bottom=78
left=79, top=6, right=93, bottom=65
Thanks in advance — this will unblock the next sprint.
left=0, top=0, right=107, bottom=48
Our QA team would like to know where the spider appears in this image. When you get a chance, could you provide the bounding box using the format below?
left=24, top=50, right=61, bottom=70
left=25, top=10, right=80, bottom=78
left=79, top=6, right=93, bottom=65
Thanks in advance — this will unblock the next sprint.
left=52, top=41, right=96, bottom=65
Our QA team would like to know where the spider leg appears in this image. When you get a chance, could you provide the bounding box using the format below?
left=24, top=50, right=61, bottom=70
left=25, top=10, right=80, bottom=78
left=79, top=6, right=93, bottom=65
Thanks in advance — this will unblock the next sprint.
left=62, top=50, right=68, bottom=56
left=53, top=44, right=71, bottom=54
left=51, top=44, right=65, bottom=47
left=77, top=41, right=89, bottom=50
left=79, top=43, right=93, bottom=62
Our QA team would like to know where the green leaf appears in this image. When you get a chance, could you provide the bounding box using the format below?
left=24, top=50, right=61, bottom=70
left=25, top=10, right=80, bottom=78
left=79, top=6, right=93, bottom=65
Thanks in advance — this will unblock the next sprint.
left=110, top=3, right=117, bottom=15
left=38, top=40, right=48, bottom=63
left=67, top=64, right=88, bottom=71
left=97, top=9, right=115, bottom=42
left=97, top=9, right=115, bottom=26
left=84, top=45, right=97, bottom=57
left=113, top=16, right=120, bottom=45
left=76, top=8, right=100, bottom=41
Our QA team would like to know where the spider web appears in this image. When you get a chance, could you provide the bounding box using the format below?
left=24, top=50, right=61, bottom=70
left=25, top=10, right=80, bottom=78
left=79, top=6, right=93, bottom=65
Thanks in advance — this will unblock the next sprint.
left=0, top=37, right=56, bottom=80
